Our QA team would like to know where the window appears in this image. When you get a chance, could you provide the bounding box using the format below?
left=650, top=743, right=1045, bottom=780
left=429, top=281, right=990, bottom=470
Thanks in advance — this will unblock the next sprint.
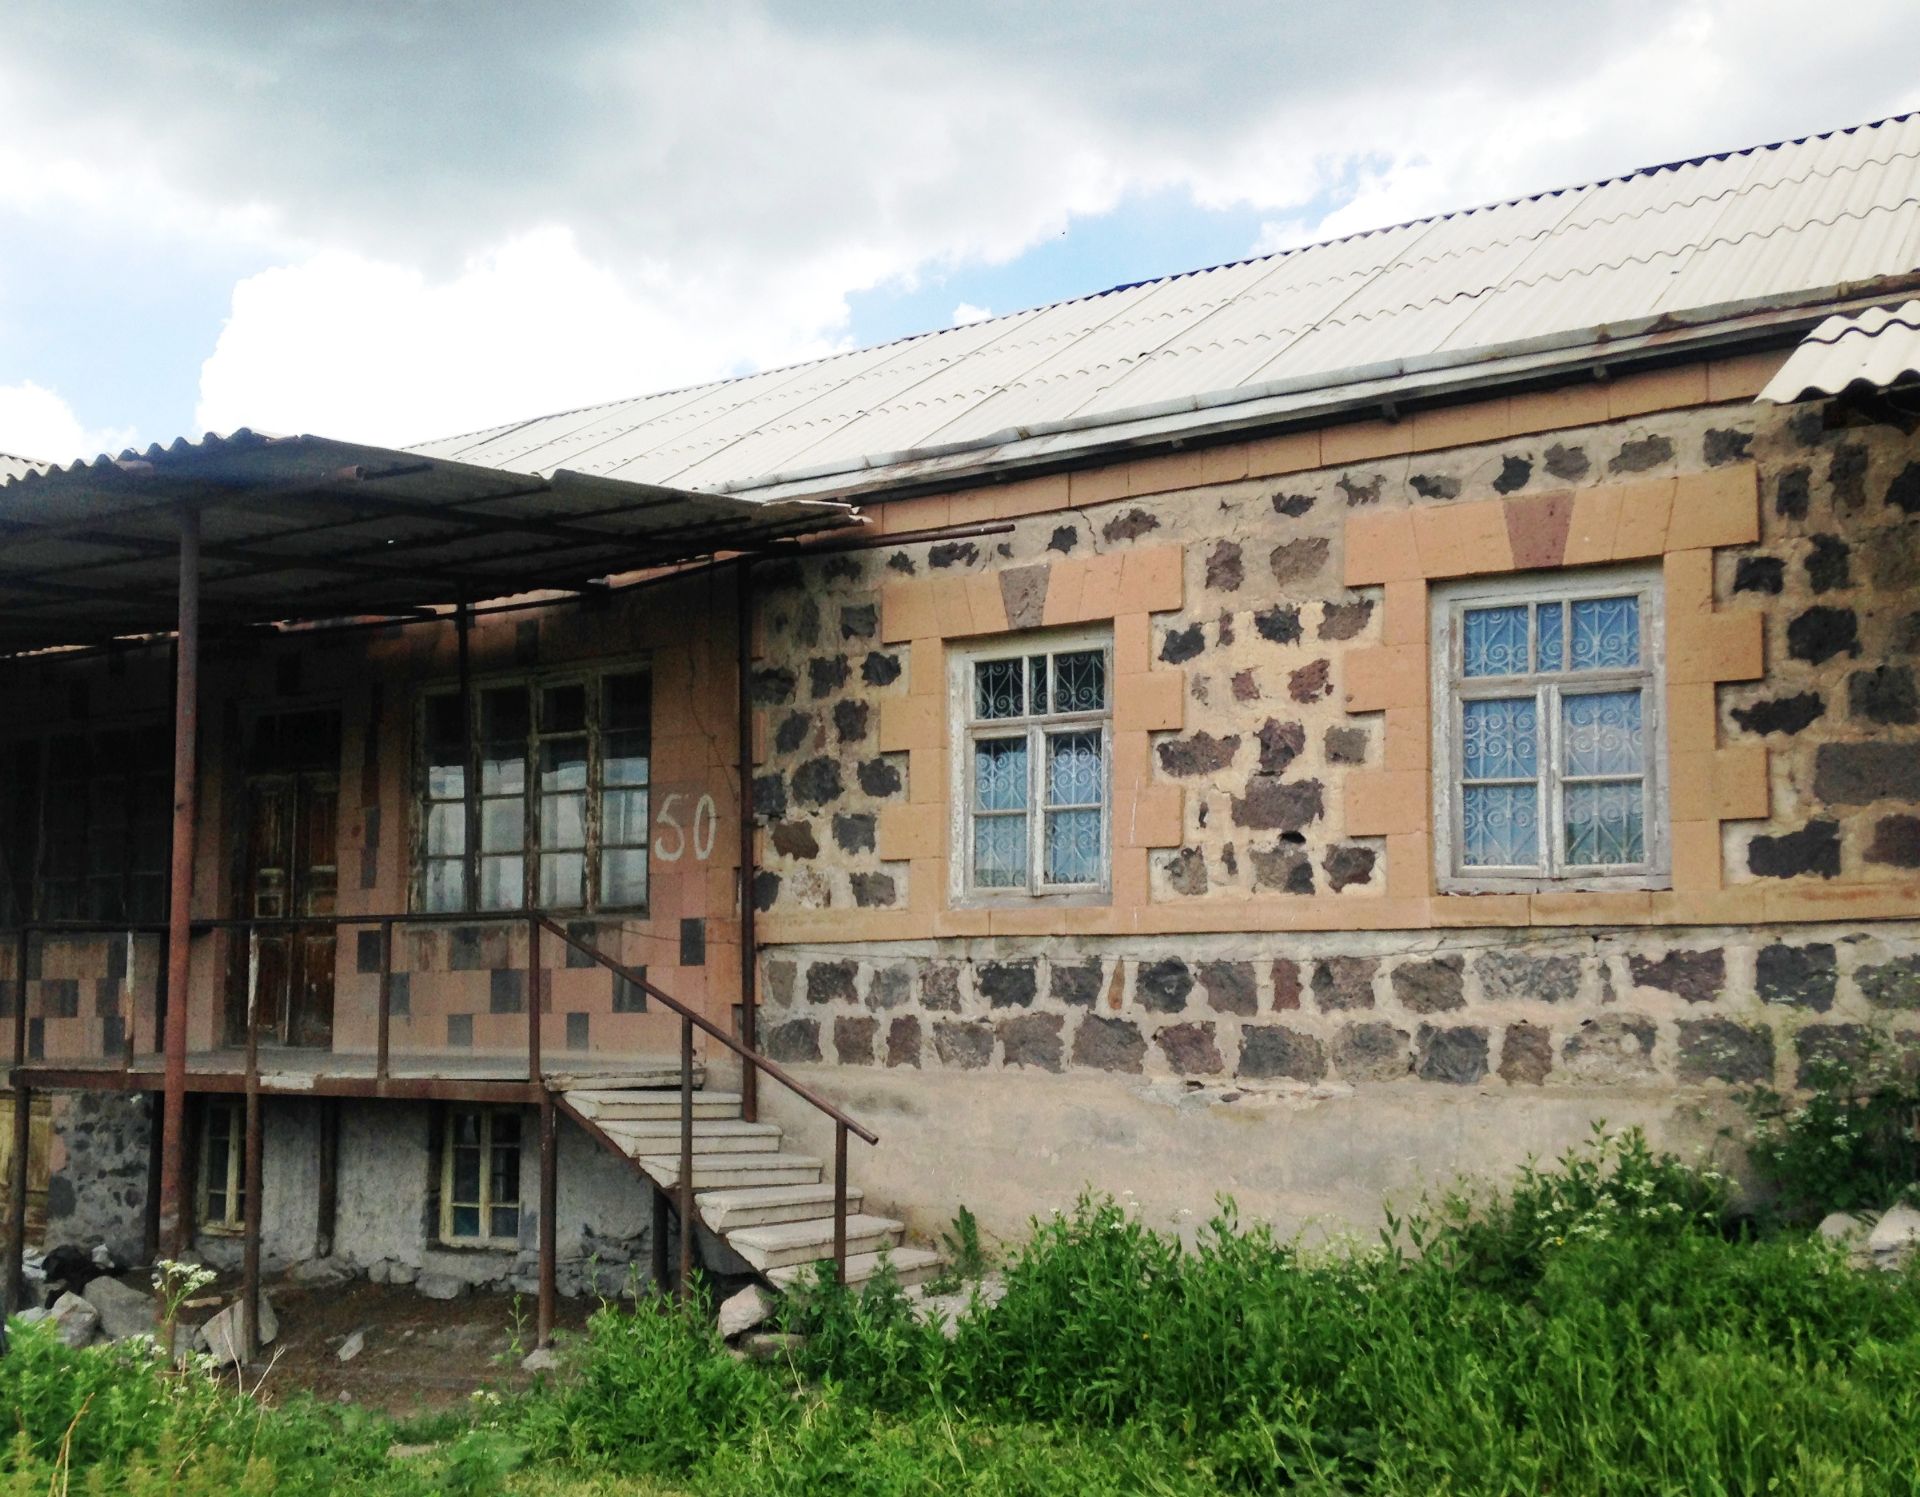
left=951, top=629, right=1112, bottom=900
left=0, top=721, right=170, bottom=925
left=439, top=1107, right=522, bottom=1245
left=199, top=1099, right=246, bottom=1232
left=417, top=667, right=651, bottom=914
left=1433, top=568, right=1666, bottom=892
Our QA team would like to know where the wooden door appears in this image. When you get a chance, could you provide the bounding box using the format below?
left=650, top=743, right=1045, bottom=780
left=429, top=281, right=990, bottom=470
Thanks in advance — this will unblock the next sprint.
left=229, top=711, right=340, bottom=1048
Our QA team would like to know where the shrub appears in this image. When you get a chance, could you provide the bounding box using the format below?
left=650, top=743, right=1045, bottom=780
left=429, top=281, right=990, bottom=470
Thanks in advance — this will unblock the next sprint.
left=1740, top=1045, right=1920, bottom=1221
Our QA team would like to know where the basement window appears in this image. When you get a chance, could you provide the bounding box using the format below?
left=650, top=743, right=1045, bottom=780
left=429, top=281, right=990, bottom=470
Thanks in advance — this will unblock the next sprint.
left=198, top=1099, right=246, bottom=1234
left=439, top=1107, right=522, bottom=1246
left=417, top=666, right=651, bottom=914
left=950, top=628, right=1112, bottom=902
left=1432, top=567, right=1668, bottom=893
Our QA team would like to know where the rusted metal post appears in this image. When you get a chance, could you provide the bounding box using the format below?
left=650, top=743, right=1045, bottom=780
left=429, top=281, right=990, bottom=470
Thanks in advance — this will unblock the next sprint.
left=10, top=928, right=26, bottom=1068
left=526, top=917, right=541, bottom=1082
left=4, top=1082, right=28, bottom=1312
left=375, top=918, right=393, bottom=1083
left=121, top=929, right=136, bottom=1070
left=241, top=929, right=262, bottom=1362
left=833, top=1122, right=848, bottom=1286
left=315, top=1099, right=339, bottom=1259
left=537, top=1089, right=556, bottom=1347
left=735, top=560, right=758, bottom=1124
left=158, top=505, right=201, bottom=1256
left=678, top=1015, right=694, bottom=1299
left=650, top=1187, right=668, bottom=1292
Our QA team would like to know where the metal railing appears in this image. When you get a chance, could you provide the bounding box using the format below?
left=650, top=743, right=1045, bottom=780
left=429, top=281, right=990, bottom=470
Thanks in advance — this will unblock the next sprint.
left=5, top=908, right=879, bottom=1293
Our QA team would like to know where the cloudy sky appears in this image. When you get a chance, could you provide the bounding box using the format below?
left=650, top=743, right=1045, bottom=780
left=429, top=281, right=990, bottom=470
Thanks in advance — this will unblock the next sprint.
left=3, top=1, right=1918, bottom=464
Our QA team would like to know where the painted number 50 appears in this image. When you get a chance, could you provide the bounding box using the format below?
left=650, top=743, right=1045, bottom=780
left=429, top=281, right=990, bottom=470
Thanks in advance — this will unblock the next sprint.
left=654, top=792, right=719, bottom=862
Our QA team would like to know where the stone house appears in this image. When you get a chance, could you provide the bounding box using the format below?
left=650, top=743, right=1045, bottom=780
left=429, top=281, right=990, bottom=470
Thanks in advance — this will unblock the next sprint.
left=4, top=115, right=1920, bottom=1329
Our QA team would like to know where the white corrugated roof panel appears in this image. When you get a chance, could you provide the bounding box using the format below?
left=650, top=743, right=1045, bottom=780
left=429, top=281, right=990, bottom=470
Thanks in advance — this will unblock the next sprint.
left=1759, top=299, right=1920, bottom=402
left=410, top=112, right=1920, bottom=494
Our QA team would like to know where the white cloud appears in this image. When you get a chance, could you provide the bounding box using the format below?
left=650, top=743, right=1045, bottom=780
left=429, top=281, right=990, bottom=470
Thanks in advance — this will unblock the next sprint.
left=0, top=382, right=135, bottom=466
left=951, top=302, right=994, bottom=326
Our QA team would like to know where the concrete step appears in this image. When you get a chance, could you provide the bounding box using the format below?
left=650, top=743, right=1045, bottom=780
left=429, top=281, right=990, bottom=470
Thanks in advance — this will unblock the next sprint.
left=598, top=1119, right=784, bottom=1154
left=767, top=1246, right=943, bottom=1292
left=728, top=1213, right=905, bottom=1271
left=698, top=1182, right=867, bottom=1231
left=639, top=1153, right=823, bottom=1190
left=569, top=1090, right=742, bottom=1122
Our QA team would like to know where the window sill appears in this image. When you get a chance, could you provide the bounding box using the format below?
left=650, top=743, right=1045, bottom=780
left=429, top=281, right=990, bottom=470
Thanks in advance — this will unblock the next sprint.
left=948, top=888, right=1111, bottom=912
left=1437, top=875, right=1673, bottom=896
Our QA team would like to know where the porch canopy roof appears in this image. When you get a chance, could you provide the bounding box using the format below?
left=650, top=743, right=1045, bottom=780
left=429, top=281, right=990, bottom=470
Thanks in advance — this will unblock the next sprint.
left=0, top=428, right=862, bottom=654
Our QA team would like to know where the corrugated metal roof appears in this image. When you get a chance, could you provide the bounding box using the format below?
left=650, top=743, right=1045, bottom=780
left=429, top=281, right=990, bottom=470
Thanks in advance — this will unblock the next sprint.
left=414, top=113, right=1920, bottom=496
left=1758, top=298, right=1920, bottom=402
left=0, top=429, right=857, bottom=653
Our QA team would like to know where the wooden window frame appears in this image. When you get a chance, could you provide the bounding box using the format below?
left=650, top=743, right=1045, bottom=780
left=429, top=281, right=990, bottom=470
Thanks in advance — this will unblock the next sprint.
left=948, top=625, right=1114, bottom=907
left=197, top=1097, right=246, bottom=1235
left=1430, top=565, right=1669, bottom=895
left=437, top=1105, right=523, bottom=1248
left=413, top=661, right=652, bottom=916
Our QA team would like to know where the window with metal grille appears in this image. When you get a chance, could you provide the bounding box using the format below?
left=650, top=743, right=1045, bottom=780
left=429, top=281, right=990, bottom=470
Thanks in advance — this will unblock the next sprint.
left=439, top=1107, right=522, bottom=1245
left=417, top=666, right=650, bottom=914
left=1432, top=567, right=1668, bottom=893
left=950, top=628, right=1112, bottom=901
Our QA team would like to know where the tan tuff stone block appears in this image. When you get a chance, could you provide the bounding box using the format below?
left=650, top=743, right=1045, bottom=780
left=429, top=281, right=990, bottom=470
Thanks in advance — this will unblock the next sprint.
left=1668, top=751, right=1717, bottom=822
left=1109, top=730, right=1152, bottom=792
left=1322, top=418, right=1414, bottom=466
left=1428, top=894, right=1531, bottom=927
left=1562, top=488, right=1622, bottom=566
left=1386, top=830, right=1434, bottom=900
left=1714, top=744, right=1770, bottom=821
left=1114, top=671, right=1184, bottom=732
left=880, top=581, right=935, bottom=644
left=1507, top=382, right=1611, bottom=434
left=1119, top=545, right=1185, bottom=614
left=1073, top=552, right=1126, bottom=620
left=1345, top=769, right=1427, bottom=837
left=909, top=637, right=945, bottom=696
left=1412, top=500, right=1514, bottom=578
left=1344, top=645, right=1425, bottom=713
left=1040, top=558, right=1085, bottom=626
left=1241, top=429, right=1321, bottom=478
left=909, top=859, right=944, bottom=913
left=1110, top=845, right=1149, bottom=910
left=1127, top=446, right=1249, bottom=496
left=1125, top=783, right=1184, bottom=848
left=1529, top=890, right=1653, bottom=925
left=1670, top=819, right=1722, bottom=891
left=1667, top=466, right=1759, bottom=551
left=879, top=697, right=942, bottom=753
left=1665, top=681, right=1718, bottom=754
left=1649, top=889, right=1765, bottom=926
left=1068, top=465, right=1131, bottom=509
left=1707, top=351, right=1785, bottom=403
left=964, top=573, right=1008, bottom=633
left=1381, top=579, right=1428, bottom=647
left=909, top=747, right=947, bottom=804
left=1609, top=476, right=1675, bottom=558
left=879, top=495, right=952, bottom=535
left=1114, top=612, right=1152, bottom=675
left=878, top=803, right=945, bottom=861
left=1663, top=549, right=1714, bottom=616
left=1383, top=705, right=1431, bottom=770
left=1410, top=398, right=1511, bottom=453
left=1668, top=612, right=1763, bottom=684
left=1344, top=511, right=1422, bottom=586
left=987, top=473, right=1069, bottom=519
left=929, top=577, right=974, bottom=637
left=1606, top=363, right=1708, bottom=419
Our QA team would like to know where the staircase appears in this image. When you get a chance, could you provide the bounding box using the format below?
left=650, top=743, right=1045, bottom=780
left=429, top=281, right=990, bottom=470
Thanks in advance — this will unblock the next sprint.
left=562, top=1086, right=942, bottom=1291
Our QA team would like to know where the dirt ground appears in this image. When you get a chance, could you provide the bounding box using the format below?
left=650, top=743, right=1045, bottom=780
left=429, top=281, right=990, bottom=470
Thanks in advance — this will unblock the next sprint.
left=206, top=1274, right=600, bottom=1418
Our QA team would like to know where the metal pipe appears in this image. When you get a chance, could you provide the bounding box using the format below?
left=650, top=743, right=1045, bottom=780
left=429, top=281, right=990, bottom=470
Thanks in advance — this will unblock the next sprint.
left=375, top=917, right=392, bottom=1082
left=537, top=1089, right=556, bottom=1347
left=241, top=928, right=262, bottom=1362
left=4, top=1082, right=28, bottom=1312
left=456, top=602, right=477, bottom=912
left=678, top=1016, right=693, bottom=1299
left=10, top=929, right=25, bottom=1068
left=650, top=1187, right=668, bottom=1292
left=735, top=559, right=757, bottom=1125
left=526, top=917, right=541, bottom=1083
left=833, top=1122, right=848, bottom=1287
left=158, top=505, right=200, bottom=1257
left=121, top=930, right=135, bottom=1070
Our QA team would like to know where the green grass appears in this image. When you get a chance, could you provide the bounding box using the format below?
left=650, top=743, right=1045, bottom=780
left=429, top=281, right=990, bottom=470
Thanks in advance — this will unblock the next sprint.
left=9, top=1126, right=1920, bottom=1494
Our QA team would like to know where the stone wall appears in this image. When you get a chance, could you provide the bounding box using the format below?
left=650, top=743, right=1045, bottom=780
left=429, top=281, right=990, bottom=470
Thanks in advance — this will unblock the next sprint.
left=44, top=1091, right=151, bottom=1264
